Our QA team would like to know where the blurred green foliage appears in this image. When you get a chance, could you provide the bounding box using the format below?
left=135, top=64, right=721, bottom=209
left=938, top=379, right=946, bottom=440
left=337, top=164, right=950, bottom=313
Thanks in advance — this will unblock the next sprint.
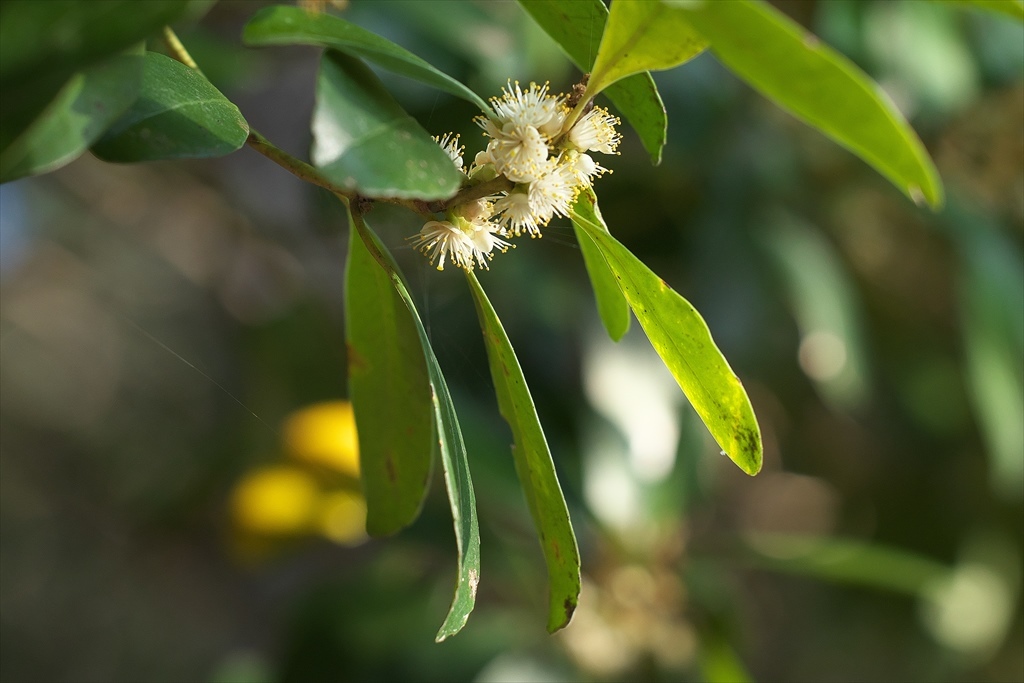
left=1, top=1, right=1021, bottom=682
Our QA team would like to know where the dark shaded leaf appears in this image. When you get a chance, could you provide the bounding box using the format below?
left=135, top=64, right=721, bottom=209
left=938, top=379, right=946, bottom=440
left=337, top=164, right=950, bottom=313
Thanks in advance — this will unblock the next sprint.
left=1, top=51, right=142, bottom=182
left=91, top=51, right=248, bottom=161
left=349, top=210, right=480, bottom=642
left=243, top=5, right=492, bottom=115
left=0, top=0, right=201, bottom=152
left=346, top=213, right=434, bottom=537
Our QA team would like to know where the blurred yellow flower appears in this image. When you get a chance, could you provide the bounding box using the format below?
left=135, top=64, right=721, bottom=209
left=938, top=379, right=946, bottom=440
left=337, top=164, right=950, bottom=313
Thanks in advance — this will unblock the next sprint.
left=318, top=490, right=368, bottom=545
left=283, top=400, right=359, bottom=477
left=231, top=465, right=319, bottom=535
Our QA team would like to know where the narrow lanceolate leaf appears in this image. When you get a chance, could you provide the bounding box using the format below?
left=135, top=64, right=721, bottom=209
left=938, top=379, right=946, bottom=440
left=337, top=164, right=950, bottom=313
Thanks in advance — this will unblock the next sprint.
left=674, top=0, right=943, bottom=208
left=346, top=213, right=434, bottom=537
left=518, top=0, right=668, bottom=164
left=571, top=188, right=630, bottom=341
left=571, top=201, right=762, bottom=476
left=585, top=0, right=707, bottom=100
left=91, top=52, right=248, bottom=161
left=312, top=51, right=462, bottom=200
left=243, top=5, right=493, bottom=115
left=349, top=211, right=480, bottom=642
left=1, top=50, right=142, bottom=182
left=465, top=271, right=580, bottom=633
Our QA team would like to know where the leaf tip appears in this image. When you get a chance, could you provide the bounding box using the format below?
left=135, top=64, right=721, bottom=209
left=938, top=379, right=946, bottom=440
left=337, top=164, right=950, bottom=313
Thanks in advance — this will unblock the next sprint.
left=547, top=596, right=578, bottom=634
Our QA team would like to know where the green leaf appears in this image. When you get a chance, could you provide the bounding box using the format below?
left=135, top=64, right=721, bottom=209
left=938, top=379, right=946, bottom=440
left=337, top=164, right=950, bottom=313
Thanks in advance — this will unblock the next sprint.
left=91, top=52, right=249, bottom=162
left=346, top=214, right=434, bottom=537
left=1, top=51, right=142, bottom=182
left=349, top=210, right=481, bottom=642
left=699, top=634, right=753, bottom=683
left=571, top=208, right=762, bottom=476
left=944, top=0, right=1024, bottom=21
left=243, top=5, right=493, bottom=116
left=0, top=0, right=200, bottom=153
left=571, top=188, right=630, bottom=341
left=741, top=533, right=950, bottom=596
left=465, top=271, right=580, bottom=633
left=517, top=0, right=669, bottom=165
left=674, top=0, right=943, bottom=208
left=585, top=0, right=707, bottom=99
left=312, top=51, right=462, bottom=200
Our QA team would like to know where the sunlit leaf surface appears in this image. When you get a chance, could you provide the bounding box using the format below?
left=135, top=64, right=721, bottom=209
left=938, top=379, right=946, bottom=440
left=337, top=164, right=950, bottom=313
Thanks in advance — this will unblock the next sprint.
left=571, top=188, right=630, bottom=341
left=674, top=0, right=943, bottom=208
left=572, top=198, right=762, bottom=475
left=586, top=0, right=707, bottom=98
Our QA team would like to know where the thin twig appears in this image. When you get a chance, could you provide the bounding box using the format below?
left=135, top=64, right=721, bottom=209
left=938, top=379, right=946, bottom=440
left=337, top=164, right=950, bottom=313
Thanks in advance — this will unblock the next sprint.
left=161, top=25, right=505, bottom=220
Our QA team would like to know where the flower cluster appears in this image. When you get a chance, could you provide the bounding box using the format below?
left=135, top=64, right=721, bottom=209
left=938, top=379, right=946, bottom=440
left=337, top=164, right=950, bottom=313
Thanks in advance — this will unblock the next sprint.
left=412, top=81, right=621, bottom=271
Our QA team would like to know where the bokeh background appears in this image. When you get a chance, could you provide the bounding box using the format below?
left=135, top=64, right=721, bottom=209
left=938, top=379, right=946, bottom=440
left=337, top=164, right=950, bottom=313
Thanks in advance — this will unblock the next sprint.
left=1, top=1, right=1022, bottom=681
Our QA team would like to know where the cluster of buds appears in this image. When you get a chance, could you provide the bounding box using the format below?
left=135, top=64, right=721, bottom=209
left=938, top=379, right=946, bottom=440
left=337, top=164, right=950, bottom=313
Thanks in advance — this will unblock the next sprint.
left=411, top=81, right=622, bottom=271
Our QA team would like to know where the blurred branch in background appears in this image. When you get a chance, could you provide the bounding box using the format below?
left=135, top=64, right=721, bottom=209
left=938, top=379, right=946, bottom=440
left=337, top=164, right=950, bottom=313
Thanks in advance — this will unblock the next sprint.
left=1, top=1, right=1022, bottom=682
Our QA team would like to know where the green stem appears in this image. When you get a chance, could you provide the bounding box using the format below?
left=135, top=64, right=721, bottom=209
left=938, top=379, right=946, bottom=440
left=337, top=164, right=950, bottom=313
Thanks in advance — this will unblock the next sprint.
left=245, top=130, right=355, bottom=198
left=161, top=26, right=200, bottom=71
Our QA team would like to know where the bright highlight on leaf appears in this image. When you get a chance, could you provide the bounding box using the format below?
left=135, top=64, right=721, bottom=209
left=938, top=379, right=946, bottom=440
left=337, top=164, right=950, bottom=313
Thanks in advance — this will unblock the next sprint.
left=585, top=0, right=708, bottom=101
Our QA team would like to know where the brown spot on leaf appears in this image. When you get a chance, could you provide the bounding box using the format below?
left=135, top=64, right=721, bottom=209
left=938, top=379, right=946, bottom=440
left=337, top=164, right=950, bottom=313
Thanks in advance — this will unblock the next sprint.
left=563, top=597, right=577, bottom=622
left=385, top=452, right=397, bottom=483
left=347, top=343, right=367, bottom=373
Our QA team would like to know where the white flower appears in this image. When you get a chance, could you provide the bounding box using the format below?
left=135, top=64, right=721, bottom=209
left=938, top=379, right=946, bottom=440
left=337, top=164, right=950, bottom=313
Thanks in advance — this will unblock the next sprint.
left=491, top=81, right=563, bottom=130
left=411, top=220, right=474, bottom=271
left=471, top=148, right=493, bottom=172
left=566, top=152, right=608, bottom=187
left=467, top=220, right=513, bottom=267
left=528, top=157, right=579, bottom=225
left=410, top=216, right=511, bottom=271
left=568, top=106, right=622, bottom=155
left=434, top=133, right=465, bottom=172
left=493, top=191, right=542, bottom=237
left=482, top=123, right=550, bottom=183
left=539, top=103, right=569, bottom=139
left=453, top=197, right=493, bottom=224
